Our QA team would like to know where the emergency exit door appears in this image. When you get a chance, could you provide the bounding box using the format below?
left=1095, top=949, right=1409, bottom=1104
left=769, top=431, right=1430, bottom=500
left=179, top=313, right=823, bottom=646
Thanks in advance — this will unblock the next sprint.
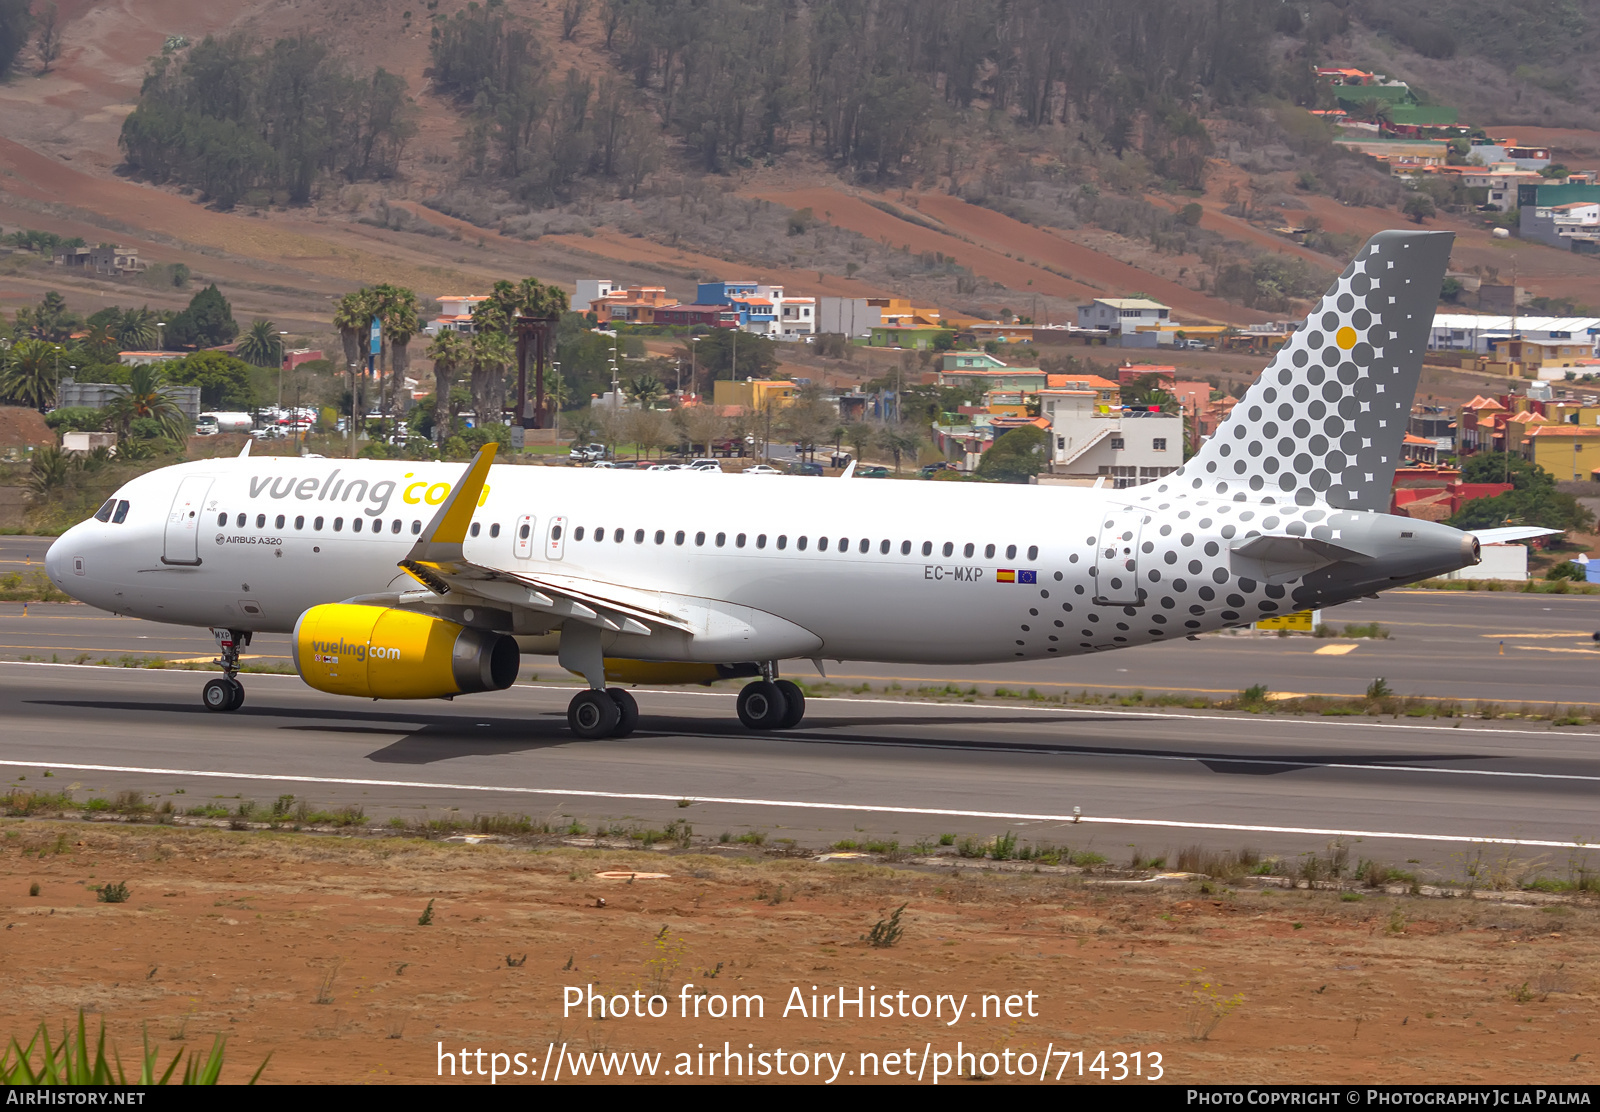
left=1094, top=506, right=1144, bottom=605
left=162, top=475, right=212, bottom=566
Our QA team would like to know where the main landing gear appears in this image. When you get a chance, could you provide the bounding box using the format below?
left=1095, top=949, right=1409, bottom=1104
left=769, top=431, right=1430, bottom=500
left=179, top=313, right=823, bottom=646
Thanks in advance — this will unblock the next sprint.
left=563, top=664, right=807, bottom=738
left=735, top=666, right=805, bottom=731
left=567, top=688, right=638, bottom=740
left=202, top=628, right=249, bottom=713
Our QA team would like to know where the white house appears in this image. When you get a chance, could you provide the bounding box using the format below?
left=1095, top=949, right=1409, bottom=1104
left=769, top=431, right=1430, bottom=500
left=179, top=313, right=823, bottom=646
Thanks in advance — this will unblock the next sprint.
left=1042, top=388, right=1183, bottom=487
left=818, top=297, right=883, bottom=337
left=575, top=280, right=618, bottom=312
left=1076, top=298, right=1171, bottom=335
left=423, top=294, right=490, bottom=337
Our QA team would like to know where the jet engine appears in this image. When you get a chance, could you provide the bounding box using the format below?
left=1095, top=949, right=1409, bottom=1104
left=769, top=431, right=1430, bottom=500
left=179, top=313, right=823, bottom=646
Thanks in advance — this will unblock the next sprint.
left=294, top=604, right=519, bottom=699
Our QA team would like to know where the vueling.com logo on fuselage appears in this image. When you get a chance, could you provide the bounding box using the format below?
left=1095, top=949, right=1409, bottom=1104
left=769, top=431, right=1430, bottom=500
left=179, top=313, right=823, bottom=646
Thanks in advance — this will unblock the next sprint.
left=309, top=638, right=402, bottom=664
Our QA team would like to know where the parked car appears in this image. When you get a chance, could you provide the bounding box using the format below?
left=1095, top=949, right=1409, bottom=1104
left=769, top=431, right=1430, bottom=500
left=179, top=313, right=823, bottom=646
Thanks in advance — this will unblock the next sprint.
left=789, top=461, right=824, bottom=476
left=856, top=465, right=890, bottom=478
left=919, top=461, right=954, bottom=478
left=741, top=464, right=782, bottom=475
left=569, top=442, right=609, bottom=462
left=687, top=459, right=722, bottom=472
left=589, top=461, right=617, bottom=468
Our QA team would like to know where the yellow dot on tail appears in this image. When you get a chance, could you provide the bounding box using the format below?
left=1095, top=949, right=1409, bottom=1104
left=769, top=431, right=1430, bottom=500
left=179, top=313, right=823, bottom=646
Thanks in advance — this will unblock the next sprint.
left=1335, top=326, right=1358, bottom=350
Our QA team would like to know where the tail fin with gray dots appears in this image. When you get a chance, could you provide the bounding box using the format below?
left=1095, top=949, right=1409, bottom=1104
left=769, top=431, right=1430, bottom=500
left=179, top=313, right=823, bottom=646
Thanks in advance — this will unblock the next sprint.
left=1159, top=229, right=1453, bottom=510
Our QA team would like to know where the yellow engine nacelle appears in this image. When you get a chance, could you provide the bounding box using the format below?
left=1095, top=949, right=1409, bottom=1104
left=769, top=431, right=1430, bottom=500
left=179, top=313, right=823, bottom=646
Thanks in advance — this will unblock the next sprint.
left=294, top=604, right=519, bottom=700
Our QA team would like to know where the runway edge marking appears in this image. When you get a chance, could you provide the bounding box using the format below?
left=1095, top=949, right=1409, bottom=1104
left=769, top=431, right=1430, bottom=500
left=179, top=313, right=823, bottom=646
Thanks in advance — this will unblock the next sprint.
left=0, top=757, right=1591, bottom=852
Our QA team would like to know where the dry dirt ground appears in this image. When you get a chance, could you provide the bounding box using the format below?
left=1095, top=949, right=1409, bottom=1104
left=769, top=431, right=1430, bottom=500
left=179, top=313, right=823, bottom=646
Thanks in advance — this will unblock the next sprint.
left=0, top=821, right=1596, bottom=1085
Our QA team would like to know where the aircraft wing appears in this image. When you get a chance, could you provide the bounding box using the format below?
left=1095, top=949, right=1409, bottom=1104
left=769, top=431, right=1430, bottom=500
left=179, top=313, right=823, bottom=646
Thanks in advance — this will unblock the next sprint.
left=392, top=445, right=693, bottom=636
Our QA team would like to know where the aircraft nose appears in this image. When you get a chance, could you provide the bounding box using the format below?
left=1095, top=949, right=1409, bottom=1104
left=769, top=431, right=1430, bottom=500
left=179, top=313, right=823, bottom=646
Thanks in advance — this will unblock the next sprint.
left=43, top=530, right=68, bottom=586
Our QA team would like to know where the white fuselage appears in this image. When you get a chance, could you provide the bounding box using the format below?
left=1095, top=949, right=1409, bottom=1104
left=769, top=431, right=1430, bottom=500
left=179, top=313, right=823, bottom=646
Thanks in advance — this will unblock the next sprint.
left=46, top=456, right=1465, bottom=667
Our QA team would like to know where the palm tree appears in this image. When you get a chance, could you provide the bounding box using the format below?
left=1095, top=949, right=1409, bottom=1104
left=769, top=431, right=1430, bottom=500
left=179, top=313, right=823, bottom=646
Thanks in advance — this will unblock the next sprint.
left=104, top=364, right=189, bottom=443
left=626, top=372, right=665, bottom=409
left=237, top=319, right=284, bottom=368
left=469, top=330, right=513, bottom=428
left=425, top=330, right=469, bottom=442
left=1356, top=98, right=1392, bottom=127
left=380, top=288, right=421, bottom=434
left=114, top=307, right=160, bottom=350
left=333, top=287, right=377, bottom=422
left=1, top=339, right=64, bottom=410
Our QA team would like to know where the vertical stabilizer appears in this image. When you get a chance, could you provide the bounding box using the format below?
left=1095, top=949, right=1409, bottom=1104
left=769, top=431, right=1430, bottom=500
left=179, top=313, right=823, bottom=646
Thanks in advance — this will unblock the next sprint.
left=1156, top=229, right=1452, bottom=510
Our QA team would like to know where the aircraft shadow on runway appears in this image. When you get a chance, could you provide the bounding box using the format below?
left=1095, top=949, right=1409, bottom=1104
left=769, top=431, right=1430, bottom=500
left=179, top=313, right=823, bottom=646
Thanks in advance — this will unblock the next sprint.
left=25, top=698, right=1491, bottom=774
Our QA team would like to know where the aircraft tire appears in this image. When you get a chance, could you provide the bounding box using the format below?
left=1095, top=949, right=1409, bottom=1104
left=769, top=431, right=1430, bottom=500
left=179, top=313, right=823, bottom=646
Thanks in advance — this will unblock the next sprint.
left=226, top=678, right=245, bottom=711
left=736, top=681, right=788, bottom=730
left=203, top=678, right=238, bottom=713
left=606, top=688, right=639, bottom=738
left=569, top=689, right=621, bottom=739
left=773, top=680, right=805, bottom=728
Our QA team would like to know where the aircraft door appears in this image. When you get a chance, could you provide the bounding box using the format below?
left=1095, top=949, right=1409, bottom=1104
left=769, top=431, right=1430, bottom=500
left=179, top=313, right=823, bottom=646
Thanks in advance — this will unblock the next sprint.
left=513, top=514, right=536, bottom=558
left=162, top=475, right=213, bottom=566
left=1094, top=506, right=1144, bottom=605
left=545, top=515, right=567, bottom=561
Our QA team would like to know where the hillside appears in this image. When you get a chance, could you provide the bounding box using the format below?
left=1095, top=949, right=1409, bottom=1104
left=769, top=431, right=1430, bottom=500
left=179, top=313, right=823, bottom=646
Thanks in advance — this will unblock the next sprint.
left=0, top=0, right=1597, bottom=364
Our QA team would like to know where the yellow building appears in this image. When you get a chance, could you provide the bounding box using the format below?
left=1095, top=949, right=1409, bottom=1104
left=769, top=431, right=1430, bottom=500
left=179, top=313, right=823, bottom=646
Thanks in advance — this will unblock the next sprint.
left=712, top=379, right=798, bottom=411
left=1523, top=425, right=1600, bottom=481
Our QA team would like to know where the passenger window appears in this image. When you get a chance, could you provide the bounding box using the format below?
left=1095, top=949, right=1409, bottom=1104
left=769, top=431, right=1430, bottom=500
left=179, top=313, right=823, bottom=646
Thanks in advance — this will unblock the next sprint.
left=756, top=534, right=767, bottom=549
left=575, top=526, right=586, bottom=541
left=1028, top=545, right=1039, bottom=561
left=694, top=531, right=705, bottom=546
left=256, top=514, right=266, bottom=528
left=334, top=517, right=344, bottom=531
left=391, top=520, right=402, bottom=534
left=217, top=513, right=227, bottom=526
left=715, top=532, right=726, bottom=547
left=549, top=524, right=561, bottom=540
left=675, top=530, right=685, bottom=545
left=777, top=535, right=787, bottom=550
left=963, top=542, right=974, bottom=558
left=655, top=529, right=665, bottom=544
left=984, top=543, right=995, bottom=559
left=490, top=523, right=501, bottom=538
left=900, top=540, right=910, bottom=555
left=736, top=533, right=746, bottom=548
left=594, top=526, right=604, bottom=542
left=942, top=542, right=953, bottom=557
left=818, top=537, right=829, bottom=552
left=470, top=522, right=481, bottom=537
left=236, top=513, right=246, bottom=528
left=634, top=529, right=645, bottom=543
left=862, top=539, right=872, bottom=554
left=314, top=517, right=324, bottom=531
left=351, top=518, right=363, bottom=533
left=921, top=541, right=932, bottom=556
left=518, top=523, right=530, bottom=540
left=411, top=521, right=422, bottom=535
left=1006, top=544, right=1017, bottom=560
left=273, top=514, right=284, bottom=529
left=797, top=536, right=808, bottom=551
left=295, top=515, right=305, bottom=530
left=614, top=528, right=623, bottom=543
left=112, top=500, right=130, bottom=524
left=94, top=499, right=115, bottom=522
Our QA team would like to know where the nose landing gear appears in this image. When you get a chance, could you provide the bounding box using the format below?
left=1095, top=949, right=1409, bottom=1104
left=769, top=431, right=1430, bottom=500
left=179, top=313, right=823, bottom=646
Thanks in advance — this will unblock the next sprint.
left=202, top=628, right=249, bottom=712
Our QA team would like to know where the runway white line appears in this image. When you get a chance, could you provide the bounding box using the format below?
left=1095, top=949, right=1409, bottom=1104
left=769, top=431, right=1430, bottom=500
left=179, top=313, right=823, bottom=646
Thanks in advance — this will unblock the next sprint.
left=0, top=757, right=1592, bottom=852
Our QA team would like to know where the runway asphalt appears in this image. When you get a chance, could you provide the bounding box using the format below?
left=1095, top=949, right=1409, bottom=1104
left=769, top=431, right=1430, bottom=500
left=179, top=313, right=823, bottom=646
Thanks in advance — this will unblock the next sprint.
left=4, top=535, right=1600, bottom=874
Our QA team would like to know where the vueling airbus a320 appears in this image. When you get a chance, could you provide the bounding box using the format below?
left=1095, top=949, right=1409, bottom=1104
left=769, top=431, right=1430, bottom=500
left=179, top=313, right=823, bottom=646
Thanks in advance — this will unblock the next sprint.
left=47, top=231, right=1519, bottom=738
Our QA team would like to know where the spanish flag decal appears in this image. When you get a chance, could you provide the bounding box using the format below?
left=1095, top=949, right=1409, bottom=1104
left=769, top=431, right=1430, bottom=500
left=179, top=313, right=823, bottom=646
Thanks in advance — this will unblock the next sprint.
left=996, top=569, right=1016, bottom=583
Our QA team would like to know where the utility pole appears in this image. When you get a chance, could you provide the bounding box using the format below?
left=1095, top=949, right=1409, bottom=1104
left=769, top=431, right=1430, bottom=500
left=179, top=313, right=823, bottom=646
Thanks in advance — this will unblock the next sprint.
left=348, top=362, right=358, bottom=459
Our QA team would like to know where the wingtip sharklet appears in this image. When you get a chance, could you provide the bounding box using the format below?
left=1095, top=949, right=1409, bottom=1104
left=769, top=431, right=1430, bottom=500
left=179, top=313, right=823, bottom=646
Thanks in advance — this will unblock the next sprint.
left=401, top=443, right=497, bottom=569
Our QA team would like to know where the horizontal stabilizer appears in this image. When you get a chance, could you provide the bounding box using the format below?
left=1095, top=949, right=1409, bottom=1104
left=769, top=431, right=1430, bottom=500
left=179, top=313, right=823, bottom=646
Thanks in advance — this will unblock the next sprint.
left=1230, top=534, right=1371, bottom=586
left=1471, top=526, right=1563, bottom=545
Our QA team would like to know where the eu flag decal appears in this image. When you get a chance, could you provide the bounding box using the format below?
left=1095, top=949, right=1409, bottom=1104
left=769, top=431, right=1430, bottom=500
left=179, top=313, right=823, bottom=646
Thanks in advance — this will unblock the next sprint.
left=1018, top=569, right=1037, bottom=584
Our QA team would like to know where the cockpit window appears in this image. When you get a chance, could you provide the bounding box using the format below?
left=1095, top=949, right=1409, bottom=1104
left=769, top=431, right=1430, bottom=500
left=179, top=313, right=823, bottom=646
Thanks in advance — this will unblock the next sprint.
left=93, top=499, right=115, bottom=522
left=111, top=500, right=129, bottom=524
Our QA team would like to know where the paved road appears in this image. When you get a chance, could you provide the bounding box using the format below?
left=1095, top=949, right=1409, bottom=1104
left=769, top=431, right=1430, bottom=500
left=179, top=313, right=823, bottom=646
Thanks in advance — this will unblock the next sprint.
left=3, top=661, right=1599, bottom=875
